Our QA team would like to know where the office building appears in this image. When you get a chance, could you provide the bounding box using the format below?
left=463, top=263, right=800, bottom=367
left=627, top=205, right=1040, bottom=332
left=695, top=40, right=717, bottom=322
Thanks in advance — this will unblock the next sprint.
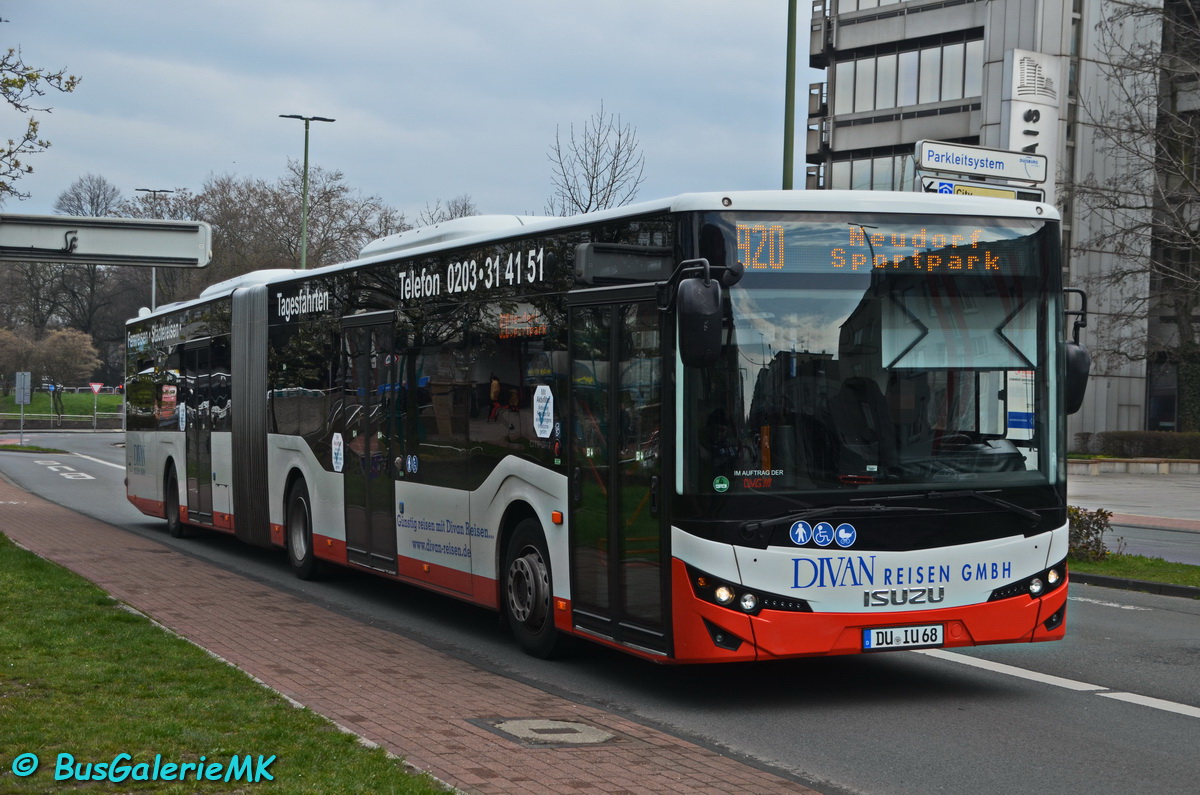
left=805, top=0, right=1193, bottom=437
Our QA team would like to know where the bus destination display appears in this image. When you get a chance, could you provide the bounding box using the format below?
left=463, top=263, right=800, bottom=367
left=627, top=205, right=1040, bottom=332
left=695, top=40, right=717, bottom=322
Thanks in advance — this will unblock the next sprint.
left=735, top=221, right=1029, bottom=275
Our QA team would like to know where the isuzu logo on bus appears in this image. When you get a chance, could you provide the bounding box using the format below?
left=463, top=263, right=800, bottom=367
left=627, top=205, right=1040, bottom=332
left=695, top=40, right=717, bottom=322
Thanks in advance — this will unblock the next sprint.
left=863, top=587, right=946, bottom=607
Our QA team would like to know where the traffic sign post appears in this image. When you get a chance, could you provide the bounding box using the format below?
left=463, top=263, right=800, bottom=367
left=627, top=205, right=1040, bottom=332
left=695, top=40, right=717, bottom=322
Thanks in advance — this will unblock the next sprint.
left=14, top=371, right=31, bottom=445
left=90, top=383, right=103, bottom=429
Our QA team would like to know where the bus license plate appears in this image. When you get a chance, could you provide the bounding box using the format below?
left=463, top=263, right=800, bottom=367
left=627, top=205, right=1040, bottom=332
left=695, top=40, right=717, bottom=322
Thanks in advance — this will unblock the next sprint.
left=863, top=624, right=943, bottom=651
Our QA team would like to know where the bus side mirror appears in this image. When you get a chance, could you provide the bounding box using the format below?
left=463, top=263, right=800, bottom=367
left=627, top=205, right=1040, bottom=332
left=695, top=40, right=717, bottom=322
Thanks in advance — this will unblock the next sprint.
left=1063, top=288, right=1090, bottom=415
left=1065, top=341, right=1090, bottom=415
left=677, top=277, right=723, bottom=368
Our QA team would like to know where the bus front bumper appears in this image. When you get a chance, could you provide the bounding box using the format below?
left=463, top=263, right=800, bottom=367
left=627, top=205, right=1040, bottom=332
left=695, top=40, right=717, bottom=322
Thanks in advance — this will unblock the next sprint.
left=670, top=558, right=1068, bottom=663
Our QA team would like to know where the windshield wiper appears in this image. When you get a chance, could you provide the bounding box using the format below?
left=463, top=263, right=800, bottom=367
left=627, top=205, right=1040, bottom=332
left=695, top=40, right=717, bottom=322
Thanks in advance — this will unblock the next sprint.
left=851, top=489, right=1040, bottom=524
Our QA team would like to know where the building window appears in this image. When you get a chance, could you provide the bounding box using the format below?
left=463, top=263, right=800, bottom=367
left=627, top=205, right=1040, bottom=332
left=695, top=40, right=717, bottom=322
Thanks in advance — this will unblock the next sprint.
left=830, top=160, right=852, bottom=189
left=835, top=60, right=856, bottom=115
left=831, top=38, right=984, bottom=115
left=829, top=152, right=920, bottom=191
left=897, top=50, right=919, bottom=106
left=942, top=43, right=965, bottom=101
left=918, top=48, right=942, bottom=104
left=855, top=58, right=876, bottom=113
left=875, top=53, right=897, bottom=109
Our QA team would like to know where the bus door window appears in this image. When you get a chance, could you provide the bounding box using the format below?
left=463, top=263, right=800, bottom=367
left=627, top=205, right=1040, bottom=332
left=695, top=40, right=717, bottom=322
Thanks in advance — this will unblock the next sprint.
left=568, top=299, right=666, bottom=649
left=182, top=342, right=213, bottom=519
left=341, top=318, right=399, bottom=573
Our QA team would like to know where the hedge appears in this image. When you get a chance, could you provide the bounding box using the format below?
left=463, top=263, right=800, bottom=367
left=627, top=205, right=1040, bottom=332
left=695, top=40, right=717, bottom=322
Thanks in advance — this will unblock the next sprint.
left=1072, top=431, right=1200, bottom=459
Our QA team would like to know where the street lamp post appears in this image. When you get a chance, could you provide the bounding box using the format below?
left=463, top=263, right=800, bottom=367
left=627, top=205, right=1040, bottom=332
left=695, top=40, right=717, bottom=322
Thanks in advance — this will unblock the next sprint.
left=782, top=0, right=797, bottom=190
left=279, top=114, right=335, bottom=269
left=135, top=187, right=175, bottom=310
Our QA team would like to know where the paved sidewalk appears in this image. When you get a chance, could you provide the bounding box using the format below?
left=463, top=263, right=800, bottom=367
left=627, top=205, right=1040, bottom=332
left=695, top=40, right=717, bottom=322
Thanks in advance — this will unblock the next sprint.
left=0, top=477, right=816, bottom=795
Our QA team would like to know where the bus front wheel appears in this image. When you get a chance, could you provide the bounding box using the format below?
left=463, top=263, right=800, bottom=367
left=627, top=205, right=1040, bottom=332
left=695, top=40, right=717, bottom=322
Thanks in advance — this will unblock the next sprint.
left=503, top=519, right=565, bottom=658
left=286, top=480, right=319, bottom=580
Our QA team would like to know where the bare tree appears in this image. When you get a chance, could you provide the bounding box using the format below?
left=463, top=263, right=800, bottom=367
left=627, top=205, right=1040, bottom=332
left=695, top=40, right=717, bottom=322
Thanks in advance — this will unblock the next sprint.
left=1072, top=0, right=1200, bottom=429
left=546, top=101, right=645, bottom=216
left=0, top=38, right=81, bottom=204
left=0, top=261, right=68, bottom=337
left=280, top=160, right=409, bottom=266
left=53, top=173, right=122, bottom=216
left=417, top=194, right=480, bottom=226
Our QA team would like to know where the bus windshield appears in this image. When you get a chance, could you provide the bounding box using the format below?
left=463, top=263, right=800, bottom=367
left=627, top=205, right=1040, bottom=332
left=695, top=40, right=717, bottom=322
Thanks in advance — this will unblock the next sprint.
left=683, top=211, right=1062, bottom=497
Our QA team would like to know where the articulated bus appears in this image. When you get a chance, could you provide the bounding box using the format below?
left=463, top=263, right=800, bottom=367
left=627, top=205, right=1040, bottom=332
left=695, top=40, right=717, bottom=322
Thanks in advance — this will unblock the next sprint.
left=125, top=191, right=1090, bottom=663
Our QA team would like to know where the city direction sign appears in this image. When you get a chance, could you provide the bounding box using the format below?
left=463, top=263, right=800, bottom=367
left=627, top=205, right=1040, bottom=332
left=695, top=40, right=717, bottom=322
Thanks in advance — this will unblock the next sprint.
left=921, top=178, right=1045, bottom=202
left=916, top=140, right=1048, bottom=184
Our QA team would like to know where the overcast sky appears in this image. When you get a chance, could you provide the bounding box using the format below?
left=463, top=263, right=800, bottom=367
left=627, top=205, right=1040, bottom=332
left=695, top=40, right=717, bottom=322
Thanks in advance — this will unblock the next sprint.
left=4, top=1, right=821, bottom=223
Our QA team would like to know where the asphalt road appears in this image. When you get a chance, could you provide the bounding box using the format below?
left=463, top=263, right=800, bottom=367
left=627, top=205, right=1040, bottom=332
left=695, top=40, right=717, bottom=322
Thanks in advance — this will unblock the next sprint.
left=2, top=432, right=1198, bottom=795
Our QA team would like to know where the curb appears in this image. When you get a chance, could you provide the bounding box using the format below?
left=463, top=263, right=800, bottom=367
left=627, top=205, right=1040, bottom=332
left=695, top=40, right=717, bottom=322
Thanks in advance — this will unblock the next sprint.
left=1072, top=572, right=1200, bottom=600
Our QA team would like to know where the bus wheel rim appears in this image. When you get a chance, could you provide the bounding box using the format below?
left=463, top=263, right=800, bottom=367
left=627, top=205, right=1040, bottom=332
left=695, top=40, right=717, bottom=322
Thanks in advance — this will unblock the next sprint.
left=508, top=549, right=548, bottom=626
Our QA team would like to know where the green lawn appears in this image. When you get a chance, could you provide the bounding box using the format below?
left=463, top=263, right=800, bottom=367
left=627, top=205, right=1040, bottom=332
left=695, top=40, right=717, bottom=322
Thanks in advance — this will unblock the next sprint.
left=0, top=534, right=445, bottom=793
left=0, top=391, right=124, bottom=415
left=1071, top=553, right=1200, bottom=590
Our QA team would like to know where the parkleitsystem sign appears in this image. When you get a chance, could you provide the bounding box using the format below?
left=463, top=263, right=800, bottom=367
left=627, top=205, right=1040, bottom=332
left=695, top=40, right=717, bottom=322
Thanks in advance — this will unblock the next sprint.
left=916, top=140, right=1048, bottom=184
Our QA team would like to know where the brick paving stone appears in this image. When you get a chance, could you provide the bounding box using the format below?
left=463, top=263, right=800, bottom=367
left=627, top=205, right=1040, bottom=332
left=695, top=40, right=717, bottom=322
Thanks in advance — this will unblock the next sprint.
left=0, top=477, right=821, bottom=794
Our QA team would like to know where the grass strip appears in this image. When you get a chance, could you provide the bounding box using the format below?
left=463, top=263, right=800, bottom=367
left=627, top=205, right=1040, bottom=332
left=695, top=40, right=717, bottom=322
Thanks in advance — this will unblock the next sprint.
left=0, top=533, right=445, bottom=793
left=0, top=393, right=124, bottom=414
left=1071, top=553, right=1200, bottom=590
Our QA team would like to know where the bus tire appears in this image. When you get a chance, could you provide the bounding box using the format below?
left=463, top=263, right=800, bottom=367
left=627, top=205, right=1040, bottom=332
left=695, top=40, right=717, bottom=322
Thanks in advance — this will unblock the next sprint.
left=286, top=480, right=319, bottom=580
left=164, top=465, right=193, bottom=538
left=503, top=518, right=566, bottom=658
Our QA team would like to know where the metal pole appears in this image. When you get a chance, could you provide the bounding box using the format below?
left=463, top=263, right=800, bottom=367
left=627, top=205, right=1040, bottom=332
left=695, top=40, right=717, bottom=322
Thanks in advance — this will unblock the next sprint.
left=783, top=0, right=798, bottom=190
left=135, top=188, right=174, bottom=309
left=279, top=115, right=335, bottom=270
left=300, top=119, right=311, bottom=270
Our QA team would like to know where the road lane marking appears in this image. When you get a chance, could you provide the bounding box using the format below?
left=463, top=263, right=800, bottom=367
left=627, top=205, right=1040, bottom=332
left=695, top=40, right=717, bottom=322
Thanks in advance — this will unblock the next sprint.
left=914, top=648, right=1108, bottom=691
left=33, top=459, right=94, bottom=480
left=1097, top=692, right=1200, bottom=719
left=1068, top=596, right=1152, bottom=611
left=72, top=453, right=125, bottom=470
left=915, top=649, right=1200, bottom=719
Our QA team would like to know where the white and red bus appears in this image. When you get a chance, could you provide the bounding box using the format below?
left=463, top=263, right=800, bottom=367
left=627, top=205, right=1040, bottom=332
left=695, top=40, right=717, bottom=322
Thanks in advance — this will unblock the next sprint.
left=125, top=191, right=1089, bottom=662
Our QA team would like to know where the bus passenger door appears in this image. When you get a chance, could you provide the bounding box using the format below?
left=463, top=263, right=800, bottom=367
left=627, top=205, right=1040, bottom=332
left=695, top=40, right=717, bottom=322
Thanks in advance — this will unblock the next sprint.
left=341, top=315, right=399, bottom=574
left=568, top=294, right=667, bottom=655
left=182, top=340, right=213, bottom=524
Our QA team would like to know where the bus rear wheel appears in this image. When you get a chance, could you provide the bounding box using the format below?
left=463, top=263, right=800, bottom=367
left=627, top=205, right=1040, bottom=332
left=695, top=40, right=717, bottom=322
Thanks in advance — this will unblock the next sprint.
left=503, top=519, right=566, bottom=658
left=164, top=466, right=193, bottom=538
left=286, top=480, right=319, bottom=580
